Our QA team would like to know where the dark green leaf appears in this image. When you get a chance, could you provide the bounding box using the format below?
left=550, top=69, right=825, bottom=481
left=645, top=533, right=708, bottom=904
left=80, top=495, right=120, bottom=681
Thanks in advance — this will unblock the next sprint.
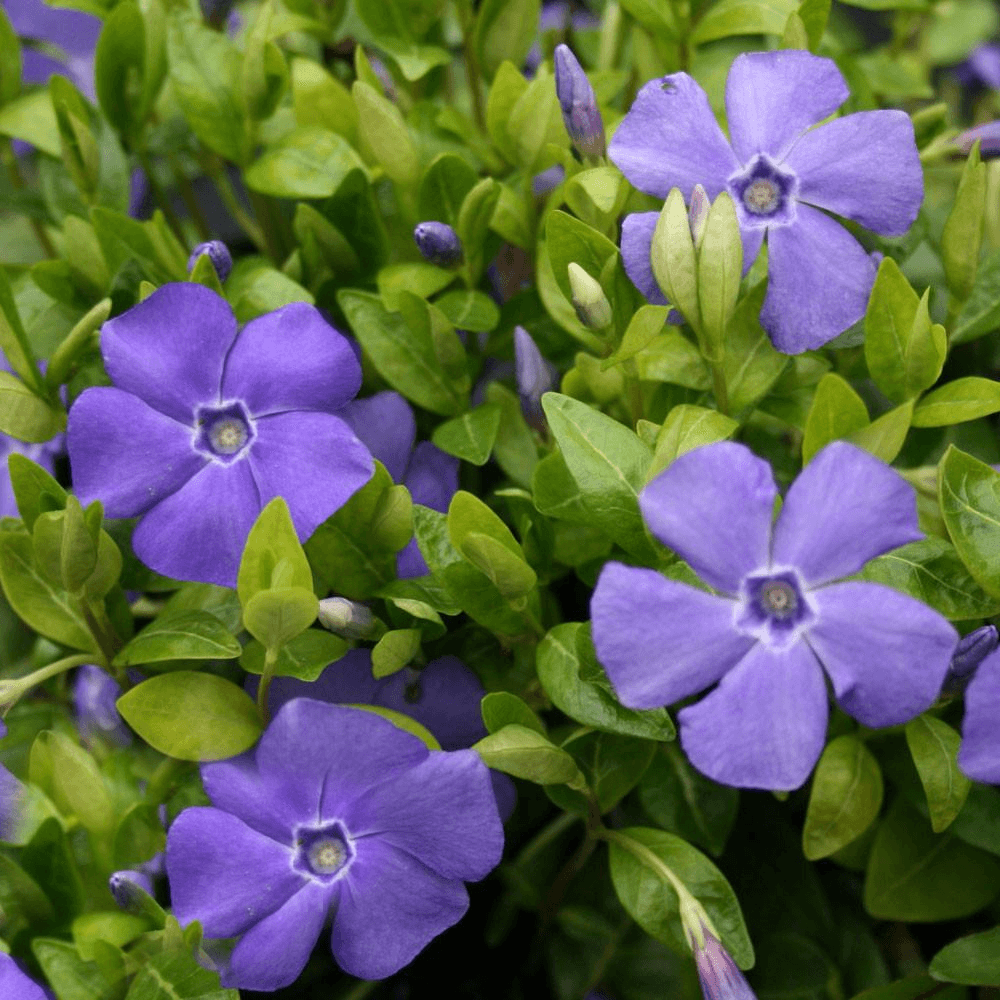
left=905, top=714, right=971, bottom=833
left=240, top=629, right=347, bottom=680
left=930, top=926, right=1000, bottom=986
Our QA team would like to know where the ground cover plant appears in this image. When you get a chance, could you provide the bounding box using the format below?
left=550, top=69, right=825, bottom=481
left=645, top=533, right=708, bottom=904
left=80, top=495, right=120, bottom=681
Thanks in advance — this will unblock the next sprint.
left=2, top=0, right=1000, bottom=997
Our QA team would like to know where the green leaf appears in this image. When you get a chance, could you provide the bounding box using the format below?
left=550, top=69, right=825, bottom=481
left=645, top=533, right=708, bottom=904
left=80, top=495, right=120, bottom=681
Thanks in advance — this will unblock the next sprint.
left=290, top=57, right=358, bottom=144
left=864, top=798, right=1000, bottom=921
left=486, top=60, right=529, bottom=154
left=353, top=81, right=419, bottom=187
left=431, top=403, right=501, bottom=465
left=474, top=0, right=541, bottom=80
left=0, top=89, right=60, bottom=156
left=124, top=949, right=236, bottom=1000
left=351, top=704, right=441, bottom=750
left=638, top=743, right=738, bottom=857
left=419, top=153, right=478, bottom=228
left=473, top=724, right=585, bottom=786
left=243, top=586, right=318, bottom=650
left=32, top=938, right=114, bottom=1000
left=649, top=404, right=739, bottom=480
left=941, top=144, right=987, bottom=301
left=0, top=370, right=65, bottom=442
left=21, top=817, right=84, bottom=918
left=691, top=0, right=797, bottom=42
left=240, top=629, right=348, bottom=680
left=802, top=734, right=883, bottom=860
left=245, top=127, right=365, bottom=198
left=457, top=177, right=502, bottom=280
left=481, top=691, right=545, bottom=735
left=371, top=628, right=422, bottom=678
left=905, top=715, right=971, bottom=834
left=697, top=193, right=742, bottom=356
left=113, top=609, right=241, bottom=667
left=952, top=249, right=1000, bottom=344
left=537, top=622, right=676, bottom=740
left=116, top=672, right=264, bottom=761
left=166, top=9, right=248, bottom=164
left=607, top=826, right=754, bottom=968
left=486, top=382, right=538, bottom=487
left=541, top=392, right=655, bottom=560
left=30, top=730, right=114, bottom=835
left=94, top=1, right=147, bottom=137
left=848, top=399, right=913, bottom=464
left=864, top=258, right=945, bottom=403
left=912, top=376, right=1000, bottom=427
left=237, top=497, right=314, bottom=607
left=0, top=6, right=21, bottom=107
left=91, top=207, right=186, bottom=285
left=802, top=372, right=869, bottom=462
left=433, top=290, right=500, bottom=333
left=549, top=731, right=656, bottom=815
left=339, top=289, right=466, bottom=416
left=7, top=457, right=66, bottom=532
left=930, top=926, right=1000, bottom=986
left=858, top=537, right=1000, bottom=620
left=377, top=263, right=455, bottom=310
left=939, top=446, right=1000, bottom=600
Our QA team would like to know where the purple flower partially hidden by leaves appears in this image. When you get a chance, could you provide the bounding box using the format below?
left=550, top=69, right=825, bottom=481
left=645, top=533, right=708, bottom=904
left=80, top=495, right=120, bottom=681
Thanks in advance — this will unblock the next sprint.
left=187, top=240, right=232, bottom=282
left=73, top=665, right=131, bottom=747
left=591, top=441, right=958, bottom=790
left=958, top=646, right=1000, bottom=784
left=610, top=51, right=923, bottom=353
left=954, top=121, right=1000, bottom=159
left=554, top=44, right=606, bottom=159
left=514, top=327, right=556, bottom=429
left=67, top=284, right=374, bottom=587
left=0, top=721, right=25, bottom=844
left=0, top=953, right=48, bottom=1000
left=166, top=700, right=504, bottom=990
left=692, top=924, right=757, bottom=1000
left=944, top=624, right=998, bottom=693
left=955, top=43, right=1000, bottom=90
left=338, top=391, right=458, bottom=578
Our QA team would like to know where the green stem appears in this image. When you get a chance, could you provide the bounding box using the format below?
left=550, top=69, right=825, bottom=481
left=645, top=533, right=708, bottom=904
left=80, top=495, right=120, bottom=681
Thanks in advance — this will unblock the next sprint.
left=0, top=653, right=93, bottom=712
left=82, top=599, right=123, bottom=671
left=710, top=360, right=730, bottom=416
left=257, top=646, right=278, bottom=723
left=135, top=146, right=188, bottom=245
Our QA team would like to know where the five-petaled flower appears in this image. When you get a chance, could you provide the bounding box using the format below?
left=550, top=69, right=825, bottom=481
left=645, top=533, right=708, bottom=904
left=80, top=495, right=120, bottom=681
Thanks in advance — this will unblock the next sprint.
left=165, top=700, right=504, bottom=991
left=67, top=284, right=374, bottom=587
left=609, top=50, right=923, bottom=353
left=591, top=441, right=958, bottom=790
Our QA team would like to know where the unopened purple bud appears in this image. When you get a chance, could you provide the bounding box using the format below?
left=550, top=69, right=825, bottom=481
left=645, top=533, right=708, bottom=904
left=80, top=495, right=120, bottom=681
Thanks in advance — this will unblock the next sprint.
left=954, top=121, right=1000, bottom=160
left=692, top=926, right=757, bottom=1000
left=944, top=625, right=999, bottom=693
left=554, top=44, right=606, bottom=160
left=514, top=326, right=556, bottom=429
left=199, top=0, right=234, bottom=29
left=414, top=222, right=463, bottom=268
left=187, top=240, right=233, bottom=282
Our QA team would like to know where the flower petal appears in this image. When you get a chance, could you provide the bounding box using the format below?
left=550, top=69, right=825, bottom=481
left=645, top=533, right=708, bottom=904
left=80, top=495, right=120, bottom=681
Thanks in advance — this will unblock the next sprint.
left=131, top=459, right=260, bottom=586
left=760, top=205, right=878, bottom=354
left=591, top=562, right=752, bottom=709
left=257, top=701, right=428, bottom=820
left=165, top=806, right=302, bottom=937
left=247, top=410, right=374, bottom=542
left=808, top=581, right=957, bottom=727
left=68, top=387, right=203, bottom=517
left=222, top=303, right=362, bottom=415
left=725, top=50, right=848, bottom=163
left=338, top=392, right=415, bottom=482
left=0, top=764, right=24, bottom=843
left=0, top=953, right=48, bottom=1000
left=639, top=441, right=777, bottom=594
left=785, top=111, right=922, bottom=236
left=771, top=441, right=922, bottom=587
left=405, top=441, right=459, bottom=512
left=223, top=881, right=333, bottom=992
left=958, top=648, right=1000, bottom=784
left=620, top=212, right=668, bottom=305
left=331, top=839, right=469, bottom=980
left=343, top=748, right=503, bottom=881
left=678, top=640, right=828, bottom=790
left=609, top=74, right=739, bottom=199
left=100, top=284, right=235, bottom=422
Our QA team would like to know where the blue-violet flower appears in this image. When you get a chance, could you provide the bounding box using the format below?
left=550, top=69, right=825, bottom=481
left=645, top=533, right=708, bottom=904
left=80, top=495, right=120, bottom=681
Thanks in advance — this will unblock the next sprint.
left=73, top=664, right=131, bottom=746
left=67, top=284, right=373, bottom=587
left=591, top=441, right=958, bottom=790
left=165, top=700, right=504, bottom=990
left=0, top=952, right=48, bottom=1000
left=554, top=44, right=606, bottom=159
left=609, top=50, right=923, bottom=353
left=414, top=222, right=464, bottom=268
left=958, top=645, right=1000, bottom=784
left=187, top=240, right=233, bottom=282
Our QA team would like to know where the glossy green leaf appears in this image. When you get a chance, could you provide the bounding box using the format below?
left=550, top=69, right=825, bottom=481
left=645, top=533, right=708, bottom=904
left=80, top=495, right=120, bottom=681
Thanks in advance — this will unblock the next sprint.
left=802, top=734, right=883, bottom=860
left=433, top=290, right=500, bottom=333
left=942, top=144, right=987, bottom=301
left=113, top=609, right=241, bottom=666
left=124, top=948, right=237, bottom=999
left=549, top=731, right=656, bottom=815
left=912, top=376, right=1000, bottom=427
left=353, top=80, right=419, bottom=187
left=245, top=127, right=365, bottom=198
left=649, top=404, right=739, bottom=480
left=116, top=672, right=263, bottom=761
left=30, top=730, right=114, bottom=835
left=848, top=399, right=913, bottom=464
left=371, top=628, right=422, bottom=678
left=930, top=926, right=1000, bottom=985
left=32, top=938, right=114, bottom=1000
left=243, top=586, right=318, bottom=650
left=691, top=0, right=796, bottom=42
left=240, top=629, right=348, bottom=680
left=481, top=691, right=545, bottom=735
left=486, top=382, right=539, bottom=487
left=906, top=714, right=971, bottom=833
left=0, top=370, right=65, bottom=442
left=952, top=249, right=1000, bottom=344
left=237, top=497, right=313, bottom=607
left=431, top=402, right=502, bottom=465
left=474, top=0, right=542, bottom=81
left=473, top=724, right=585, bottom=786
left=802, top=373, right=869, bottom=462
left=418, top=153, right=478, bottom=228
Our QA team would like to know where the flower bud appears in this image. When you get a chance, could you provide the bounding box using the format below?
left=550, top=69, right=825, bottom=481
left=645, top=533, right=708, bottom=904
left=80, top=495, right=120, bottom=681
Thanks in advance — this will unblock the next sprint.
left=944, top=624, right=999, bottom=693
left=199, top=0, right=234, bottom=29
left=514, top=326, right=555, bottom=429
left=317, top=597, right=381, bottom=640
left=567, top=262, right=613, bottom=331
left=688, top=184, right=710, bottom=250
left=109, top=869, right=156, bottom=914
left=954, top=121, right=1000, bottom=159
left=554, top=44, right=606, bottom=160
left=689, top=922, right=757, bottom=1000
left=187, top=240, right=233, bottom=282
left=414, top=222, right=464, bottom=268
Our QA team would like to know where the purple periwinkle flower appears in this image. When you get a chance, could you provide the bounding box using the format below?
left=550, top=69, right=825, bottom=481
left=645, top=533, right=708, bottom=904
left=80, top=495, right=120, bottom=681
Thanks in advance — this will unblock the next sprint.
left=514, top=327, right=556, bottom=429
left=944, top=625, right=999, bottom=693
left=610, top=51, right=923, bottom=353
left=109, top=869, right=155, bottom=911
left=955, top=43, right=1000, bottom=90
left=691, top=923, right=757, bottom=1000
left=166, top=700, right=504, bottom=990
left=958, top=646, right=1000, bottom=784
left=199, top=0, right=235, bottom=30
left=414, top=222, right=464, bottom=268
left=554, top=44, right=606, bottom=160
left=339, top=390, right=458, bottom=578
left=73, top=665, right=132, bottom=747
left=591, top=441, right=958, bottom=790
left=0, top=721, right=25, bottom=844
left=954, top=121, right=1000, bottom=159
left=67, top=284, right=373, bottom=587
left=0, top=953, right=47, bottom=1000
left=187, top=240, right=233, bottom=282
